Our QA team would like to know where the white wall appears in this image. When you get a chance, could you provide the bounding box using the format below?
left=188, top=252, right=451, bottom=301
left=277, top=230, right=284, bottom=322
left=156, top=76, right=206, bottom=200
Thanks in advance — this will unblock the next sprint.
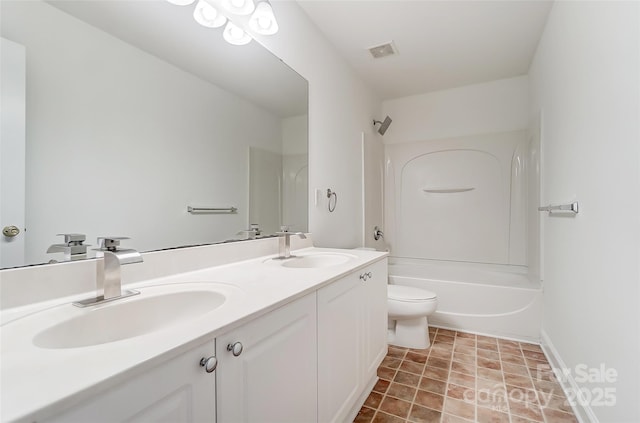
left=257, top=2, right=381, bottom=248
left=382, top=75, right=529, bottom=144
left=529, top=1, right=640, bottom=421
left=1, top=1, right=283, bottom=264
left=282, top=114, right=308, bottom=156
left=362, top=132, right=385, bottom=250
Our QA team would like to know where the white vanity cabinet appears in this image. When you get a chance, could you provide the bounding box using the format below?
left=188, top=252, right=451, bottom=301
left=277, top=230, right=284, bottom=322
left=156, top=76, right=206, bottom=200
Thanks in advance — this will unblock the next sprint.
left=28, top=255, right=388, bottom=423
left=317, top=259, right=388, bottom=423
left=215, top=293, right=317, bottom=423
left=42, top=340, right=216, bottom=423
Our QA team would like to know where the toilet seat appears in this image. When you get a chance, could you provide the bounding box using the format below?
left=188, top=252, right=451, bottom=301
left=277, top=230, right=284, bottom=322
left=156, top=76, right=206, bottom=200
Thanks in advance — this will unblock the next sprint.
left=388, top=285, right=436, bottom=302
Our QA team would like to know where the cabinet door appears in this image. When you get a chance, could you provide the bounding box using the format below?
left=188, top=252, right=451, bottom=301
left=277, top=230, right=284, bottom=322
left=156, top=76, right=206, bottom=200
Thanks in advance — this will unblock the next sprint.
left=317, top=273, right=363, bottom=423
left=43, top=340, right=216, bottom=423
left=216, top=293, right=317, bottom=423
left=361, top=260, right=389, bottom=381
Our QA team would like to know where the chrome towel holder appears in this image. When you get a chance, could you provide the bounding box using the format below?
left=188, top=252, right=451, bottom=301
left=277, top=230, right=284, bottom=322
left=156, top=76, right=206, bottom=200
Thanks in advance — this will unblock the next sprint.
left=538, top=201, right=579, bottom=215
left=327, top=189, right=337, bottom=212
left=187, top=206, right=238, bottom=214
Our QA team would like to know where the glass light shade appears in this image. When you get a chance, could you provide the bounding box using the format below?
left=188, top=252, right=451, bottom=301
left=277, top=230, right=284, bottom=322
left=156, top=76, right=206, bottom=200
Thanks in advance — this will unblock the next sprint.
left=221, top=0, right=255, bottom=16
left=193, top=0, right=227, bottom=28
left=166, top=0, right=196, bottom=5
left=223, top=21, right=252, bottom=45
left=248, top=1, right=278, bottom=35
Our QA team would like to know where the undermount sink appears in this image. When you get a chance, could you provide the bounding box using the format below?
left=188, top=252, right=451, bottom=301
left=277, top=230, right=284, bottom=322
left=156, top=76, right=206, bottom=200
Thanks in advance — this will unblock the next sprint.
left=33, top=283, right=233, bottom=349
left=271, top=253, right=357, bottom=269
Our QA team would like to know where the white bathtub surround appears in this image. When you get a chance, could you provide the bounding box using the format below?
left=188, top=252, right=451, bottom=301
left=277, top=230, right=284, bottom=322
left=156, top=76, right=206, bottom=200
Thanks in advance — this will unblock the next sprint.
left=384, top=131, right=529, bottom=266
left=388, top=258, right=542, bottom=342
left=0, top=238, right=388, bottom=422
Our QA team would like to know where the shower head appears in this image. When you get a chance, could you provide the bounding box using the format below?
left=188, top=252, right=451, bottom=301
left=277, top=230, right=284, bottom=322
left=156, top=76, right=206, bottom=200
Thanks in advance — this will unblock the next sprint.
left=373, top=116, right=392, bottom=135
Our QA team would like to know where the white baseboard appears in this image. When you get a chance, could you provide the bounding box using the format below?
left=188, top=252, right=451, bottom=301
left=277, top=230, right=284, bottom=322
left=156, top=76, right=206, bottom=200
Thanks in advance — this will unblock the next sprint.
left=540, top=329, right=599, bottom=423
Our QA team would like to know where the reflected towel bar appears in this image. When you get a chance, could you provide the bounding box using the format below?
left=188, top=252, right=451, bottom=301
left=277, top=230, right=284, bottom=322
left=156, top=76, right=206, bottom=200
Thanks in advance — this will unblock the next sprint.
left=187, top=206, right=238, bottom=214
left=538, top=202, right=579, bottom=214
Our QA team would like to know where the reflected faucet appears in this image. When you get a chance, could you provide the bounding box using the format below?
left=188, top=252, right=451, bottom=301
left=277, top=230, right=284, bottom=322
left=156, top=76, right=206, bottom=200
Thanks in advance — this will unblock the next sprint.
left=274, top=226, right=307, bottom=259
left=73, top=237, right=143, bottom=307
left=46, top=233, right=89, bottom=262
left=237, top=223, right=261, bottom=240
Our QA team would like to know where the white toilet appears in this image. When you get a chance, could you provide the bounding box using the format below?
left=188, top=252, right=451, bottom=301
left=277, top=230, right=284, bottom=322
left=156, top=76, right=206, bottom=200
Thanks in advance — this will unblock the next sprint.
left=387, top=284, right=438, bottom=349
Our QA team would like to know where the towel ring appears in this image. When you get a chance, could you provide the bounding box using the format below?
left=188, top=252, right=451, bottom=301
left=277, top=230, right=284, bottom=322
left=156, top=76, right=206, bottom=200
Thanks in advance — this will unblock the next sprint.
left=327, top=189, right=337, bottom=212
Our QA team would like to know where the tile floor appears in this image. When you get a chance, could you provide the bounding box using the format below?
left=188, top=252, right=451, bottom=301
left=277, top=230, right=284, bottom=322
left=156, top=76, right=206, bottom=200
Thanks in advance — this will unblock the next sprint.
left=355, top=328, right=579, bottom=423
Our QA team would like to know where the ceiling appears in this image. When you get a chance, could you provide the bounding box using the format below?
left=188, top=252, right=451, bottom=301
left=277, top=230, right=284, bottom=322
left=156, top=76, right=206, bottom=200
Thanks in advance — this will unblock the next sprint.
left=297, top=0, right=553, bottom=100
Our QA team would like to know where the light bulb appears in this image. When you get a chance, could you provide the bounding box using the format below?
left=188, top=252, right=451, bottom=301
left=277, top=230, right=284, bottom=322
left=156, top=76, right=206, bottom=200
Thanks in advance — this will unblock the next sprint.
left=221, top=0, right=255, bottom=16
left=193, top=0, right=227, bottom=28
left=248, top=1, right=278, bottom=35
left=166, top=0, right=196, bottom=6
left=223, top=21, right=252, bottom=45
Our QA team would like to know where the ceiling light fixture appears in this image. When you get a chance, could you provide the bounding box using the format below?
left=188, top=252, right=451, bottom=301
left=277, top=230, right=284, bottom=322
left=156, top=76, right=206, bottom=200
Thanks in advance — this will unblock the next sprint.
left=166, top=0, right=279, bottom=46
left=248, top=0, right=278, bottom=35
left=221, top=0, right=255, bottom=16
left=193, top=0, right=227, bottom=28
left=223, top=21, right=252, bottom=45
left=167, top=0, right=196, bottom=6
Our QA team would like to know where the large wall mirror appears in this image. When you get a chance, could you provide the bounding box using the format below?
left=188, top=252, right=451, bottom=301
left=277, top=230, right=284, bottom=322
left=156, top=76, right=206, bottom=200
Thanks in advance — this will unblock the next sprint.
left=0, top=0, right=308, bottom=269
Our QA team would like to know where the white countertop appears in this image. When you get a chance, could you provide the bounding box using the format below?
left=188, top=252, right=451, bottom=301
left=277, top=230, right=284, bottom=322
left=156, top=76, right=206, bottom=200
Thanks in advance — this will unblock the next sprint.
left=0, top=246, right=387, bottom=422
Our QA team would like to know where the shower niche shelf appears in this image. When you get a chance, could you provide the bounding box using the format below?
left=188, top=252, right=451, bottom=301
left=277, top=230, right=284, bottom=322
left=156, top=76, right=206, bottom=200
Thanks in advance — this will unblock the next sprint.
left=422, top=187, right=475, bottom=194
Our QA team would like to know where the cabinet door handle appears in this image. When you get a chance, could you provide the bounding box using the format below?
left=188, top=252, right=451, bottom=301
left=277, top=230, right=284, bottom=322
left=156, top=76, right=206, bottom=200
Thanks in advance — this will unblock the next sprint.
left=200, top=356, right=218, bottom=373
left=227, top=342, right=243, bottom=356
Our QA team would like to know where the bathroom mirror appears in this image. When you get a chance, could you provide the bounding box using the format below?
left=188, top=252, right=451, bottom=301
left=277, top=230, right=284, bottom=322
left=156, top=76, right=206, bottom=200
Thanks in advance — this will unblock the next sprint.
left=0, top=0, right=308, bottom=269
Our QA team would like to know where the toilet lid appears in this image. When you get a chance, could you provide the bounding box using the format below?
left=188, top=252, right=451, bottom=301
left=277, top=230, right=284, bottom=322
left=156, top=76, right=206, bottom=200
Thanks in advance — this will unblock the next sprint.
left=388, top=285, right=437, bottom=302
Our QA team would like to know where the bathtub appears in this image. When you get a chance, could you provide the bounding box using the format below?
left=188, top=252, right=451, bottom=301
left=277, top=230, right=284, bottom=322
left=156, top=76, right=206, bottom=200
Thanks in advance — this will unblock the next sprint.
left=388, top=258, right=542, bottom=342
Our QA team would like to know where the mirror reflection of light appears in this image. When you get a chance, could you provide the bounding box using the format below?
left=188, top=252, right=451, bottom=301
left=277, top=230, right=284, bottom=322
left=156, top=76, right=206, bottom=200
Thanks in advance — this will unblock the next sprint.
left=193, top=0, right=227, bottom=28
left=223, top=21, right=252, bottom=45
left=249, top=1, right=278, bottom=35
left=222, top=0, right=255, bottom=16
left=166, top=0, right=196, bottom=6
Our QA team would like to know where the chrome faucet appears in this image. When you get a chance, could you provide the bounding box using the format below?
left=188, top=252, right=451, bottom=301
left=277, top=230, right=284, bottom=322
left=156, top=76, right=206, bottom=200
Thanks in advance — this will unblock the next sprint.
left=237, top=223, right=261, bottom=240
left=47, top=233, right=90, bottom=261
left=73, top=237, right=143, bottom=307
left=274, top=226, right=307, bottom=259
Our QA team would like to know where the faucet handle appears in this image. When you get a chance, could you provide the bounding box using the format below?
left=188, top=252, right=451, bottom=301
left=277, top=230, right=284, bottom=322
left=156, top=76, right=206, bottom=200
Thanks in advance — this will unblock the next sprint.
left=56, top=233, right=87, bottom=245
left=279, top=225, right=290, bottom=233
left=97, top=236, right=130, bottom=251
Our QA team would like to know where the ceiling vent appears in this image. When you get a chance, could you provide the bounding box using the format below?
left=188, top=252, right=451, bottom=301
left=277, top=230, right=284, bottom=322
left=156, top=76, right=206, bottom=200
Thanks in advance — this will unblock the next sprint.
left=368, top=41, right=397, bottom=59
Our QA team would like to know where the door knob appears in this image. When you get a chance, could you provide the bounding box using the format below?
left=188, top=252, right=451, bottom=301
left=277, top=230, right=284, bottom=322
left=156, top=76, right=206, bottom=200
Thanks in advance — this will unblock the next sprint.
left=2, top=226, right=20, bottom=238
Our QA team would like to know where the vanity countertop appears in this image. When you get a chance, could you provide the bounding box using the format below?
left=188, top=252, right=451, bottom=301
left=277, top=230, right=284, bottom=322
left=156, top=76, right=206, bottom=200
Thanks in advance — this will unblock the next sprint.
left=0, top=246, right=387, bottom=422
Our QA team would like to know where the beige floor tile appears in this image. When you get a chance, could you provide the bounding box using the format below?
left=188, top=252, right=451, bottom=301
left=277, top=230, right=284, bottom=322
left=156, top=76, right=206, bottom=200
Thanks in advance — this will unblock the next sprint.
left=408, top=404, right=442, bottom=423
left=423, top=366, right=450, bottom=382
left=379, top=396, right=412, bottom=419
left=414, top=390, right=445, bottom=411
left=443, top=397, right=475, bottom=421
left=387, top=382, right=418, bottom=402
left=358, top=333, right=577, bottom=423
left=419, top=377, right=447, bottom=395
